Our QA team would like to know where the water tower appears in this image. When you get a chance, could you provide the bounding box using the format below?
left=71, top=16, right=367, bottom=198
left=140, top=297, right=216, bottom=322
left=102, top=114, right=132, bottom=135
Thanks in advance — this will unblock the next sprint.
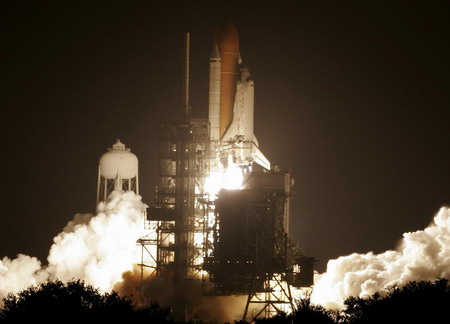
left=97, top=139, right=139, bottom=203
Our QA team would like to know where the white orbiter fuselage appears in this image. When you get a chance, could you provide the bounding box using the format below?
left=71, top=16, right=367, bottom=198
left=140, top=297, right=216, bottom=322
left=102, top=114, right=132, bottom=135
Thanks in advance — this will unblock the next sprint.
left=208, top=20, right=270, bottom=170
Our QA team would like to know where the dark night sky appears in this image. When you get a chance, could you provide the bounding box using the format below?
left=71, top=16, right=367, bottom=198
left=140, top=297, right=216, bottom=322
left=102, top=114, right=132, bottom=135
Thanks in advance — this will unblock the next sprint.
left=1, top=0, right=449, bottom=272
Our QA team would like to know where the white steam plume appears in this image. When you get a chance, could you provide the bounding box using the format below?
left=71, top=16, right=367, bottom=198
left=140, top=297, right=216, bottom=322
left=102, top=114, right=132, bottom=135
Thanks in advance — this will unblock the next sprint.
left=0, top=191, right=147, bottom=302
left=0, top=255, right=48, bottom=301
left=311, top=207, right=450, bottom=309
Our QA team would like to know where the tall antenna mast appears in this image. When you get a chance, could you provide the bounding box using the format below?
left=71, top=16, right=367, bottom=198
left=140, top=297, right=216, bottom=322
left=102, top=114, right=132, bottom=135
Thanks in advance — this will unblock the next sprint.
left=183, top=32, right=191, bottom=118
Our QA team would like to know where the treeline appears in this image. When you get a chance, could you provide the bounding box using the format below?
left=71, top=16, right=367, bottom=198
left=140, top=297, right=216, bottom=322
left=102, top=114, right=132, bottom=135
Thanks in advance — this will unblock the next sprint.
left=0, top=280, right=172, bottom=323
left=255, top=279, right=450, bottom=324
left=1, top=279, right=449, bottom=323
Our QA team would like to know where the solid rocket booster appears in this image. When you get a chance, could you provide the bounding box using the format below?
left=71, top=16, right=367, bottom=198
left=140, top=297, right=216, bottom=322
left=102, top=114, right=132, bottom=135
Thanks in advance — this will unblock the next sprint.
left=209, top=20, right=270, bottom=169
left=209, top=41, right=221, bottom=140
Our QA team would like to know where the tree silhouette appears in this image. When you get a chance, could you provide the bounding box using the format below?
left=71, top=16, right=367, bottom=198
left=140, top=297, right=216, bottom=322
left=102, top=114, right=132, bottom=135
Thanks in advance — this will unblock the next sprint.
left=2, top=279, right=449, bottom=323
left=254, top=279, right=450, bottom=324
left=0, top=280, right=171, bottom=323
left=254, top=297, right=336, bottom=324
left=291, top=297, right=336, bottom=324
left=342, top=278, right=450, bottom=324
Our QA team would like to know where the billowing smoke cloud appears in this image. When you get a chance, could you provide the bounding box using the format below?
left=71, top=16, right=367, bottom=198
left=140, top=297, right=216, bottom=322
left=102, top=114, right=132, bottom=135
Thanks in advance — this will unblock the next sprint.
left=311, top=207, right=450, bottom=309
left=0, top=254, right=48, bottom=301
left=47, top=191, right=147, bottom=290
left=0, top=191, right=147, bottom=302
left=0, top=190, right=246, bottom=321
left=3, top=190, right=449, bottom=321
left=115, top=269, right=247, bottom=323
left=111, top=258, right=250, bottom=322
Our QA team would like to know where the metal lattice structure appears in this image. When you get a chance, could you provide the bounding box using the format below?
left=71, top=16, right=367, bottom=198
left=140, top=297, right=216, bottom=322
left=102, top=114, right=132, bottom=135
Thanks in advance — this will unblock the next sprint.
left=136, top=28, right=315, bottom=320
left=137, top=121, right=315, bottom=321
left=137, top=118, right=210, bottom=318
left=202, top=172, right=315, bottom=321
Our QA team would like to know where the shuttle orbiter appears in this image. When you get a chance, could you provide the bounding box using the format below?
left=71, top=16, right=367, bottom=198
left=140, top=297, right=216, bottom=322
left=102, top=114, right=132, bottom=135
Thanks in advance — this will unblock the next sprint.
left=208, top=20, right=270, bottom=170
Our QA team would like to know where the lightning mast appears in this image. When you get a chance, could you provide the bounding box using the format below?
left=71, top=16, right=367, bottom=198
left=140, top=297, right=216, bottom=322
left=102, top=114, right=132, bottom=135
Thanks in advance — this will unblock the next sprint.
left=137, top=32, right=210, bottom=320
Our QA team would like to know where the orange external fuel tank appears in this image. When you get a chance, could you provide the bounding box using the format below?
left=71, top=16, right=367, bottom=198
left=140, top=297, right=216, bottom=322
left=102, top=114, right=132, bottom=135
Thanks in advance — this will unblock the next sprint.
left=215, top=20, right=240, bottom=139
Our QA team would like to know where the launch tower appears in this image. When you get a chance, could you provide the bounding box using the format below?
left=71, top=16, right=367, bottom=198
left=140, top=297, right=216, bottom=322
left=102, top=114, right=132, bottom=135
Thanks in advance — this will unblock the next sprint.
left=138, top=21, right=314, bottom=321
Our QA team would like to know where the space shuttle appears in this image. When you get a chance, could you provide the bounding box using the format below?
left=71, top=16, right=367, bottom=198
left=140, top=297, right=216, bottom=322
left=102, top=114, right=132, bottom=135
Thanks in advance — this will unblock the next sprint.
left=208, top=20, right=271, bottom=170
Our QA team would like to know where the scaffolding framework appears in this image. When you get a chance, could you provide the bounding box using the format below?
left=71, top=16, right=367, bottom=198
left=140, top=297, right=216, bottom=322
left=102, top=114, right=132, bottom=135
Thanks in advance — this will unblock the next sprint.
left=137, top=118, right=210, bottom=318
left=202, top=172, right=315, bottom=321
left=244, top=272, right=294, bottom=320
left=137, top=120, right=315, bottom=321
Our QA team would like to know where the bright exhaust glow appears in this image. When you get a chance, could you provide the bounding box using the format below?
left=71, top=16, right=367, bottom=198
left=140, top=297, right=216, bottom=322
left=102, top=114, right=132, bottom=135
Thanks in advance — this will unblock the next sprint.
left=205, top=154, right=244, bottom=197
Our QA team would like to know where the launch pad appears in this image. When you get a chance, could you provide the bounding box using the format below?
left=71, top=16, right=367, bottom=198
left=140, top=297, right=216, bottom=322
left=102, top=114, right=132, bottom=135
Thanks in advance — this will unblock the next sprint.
left=203, top=174, right=315, bottom=319
left=136, top=20, right=315, bottom=321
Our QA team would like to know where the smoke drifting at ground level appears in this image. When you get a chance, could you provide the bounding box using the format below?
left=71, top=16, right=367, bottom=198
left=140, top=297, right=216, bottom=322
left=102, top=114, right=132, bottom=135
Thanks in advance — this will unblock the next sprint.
left=311, top=206, right=450, bottom=309
left=0, top=191, right=147, bottom=302
left=0, top=190, right=246, bottom=322
left=140, top=275, right=246, bottom=322
left=2, top=191, right=450, bottom=320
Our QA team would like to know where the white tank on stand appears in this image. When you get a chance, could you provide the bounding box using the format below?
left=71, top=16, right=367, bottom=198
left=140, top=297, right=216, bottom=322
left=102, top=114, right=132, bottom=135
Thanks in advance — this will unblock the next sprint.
left=97, top=139, right=139, bottom=203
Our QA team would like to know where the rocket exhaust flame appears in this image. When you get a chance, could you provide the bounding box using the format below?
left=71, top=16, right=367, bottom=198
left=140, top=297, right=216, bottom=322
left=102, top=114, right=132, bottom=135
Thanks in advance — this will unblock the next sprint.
left=204, top=154, right=245, bottom=198
left=311, top=206, right=450, bottom=309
